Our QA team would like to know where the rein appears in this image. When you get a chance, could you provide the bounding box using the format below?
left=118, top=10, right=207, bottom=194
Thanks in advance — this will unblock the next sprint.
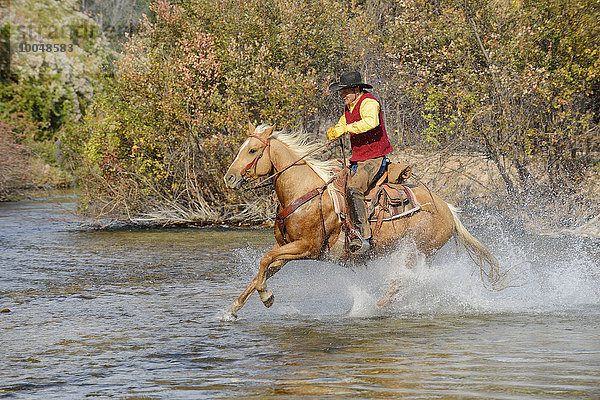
left=239, top=134, right=342, bottom=245
left=243, top=136, right=336, bottom=190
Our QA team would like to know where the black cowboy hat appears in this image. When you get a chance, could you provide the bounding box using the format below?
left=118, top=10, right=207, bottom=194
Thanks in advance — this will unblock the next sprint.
left=328, top=71, right=373, bottom=92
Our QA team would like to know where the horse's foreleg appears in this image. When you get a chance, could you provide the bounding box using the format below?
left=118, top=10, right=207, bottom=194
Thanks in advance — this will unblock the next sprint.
left=256, top=241, right=312, bottom=308
left=223, top=259, right=287, bottom=319
left=224, top=275, right=259, bottom=320
left=223, top=242, right=301, bottom=319
left=256, top=259, right=287, bottom=307
left=223, top=245, right=285, bottom=319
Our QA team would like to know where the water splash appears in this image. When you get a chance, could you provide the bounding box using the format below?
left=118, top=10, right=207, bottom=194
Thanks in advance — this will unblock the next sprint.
left=346, top=285, right=379, bottom=317
left=366, top=231, right=600, bottom=316
left=226, top=220, right=599, bottom=320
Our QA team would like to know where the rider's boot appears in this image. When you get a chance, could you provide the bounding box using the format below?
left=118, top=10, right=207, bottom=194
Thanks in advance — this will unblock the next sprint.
left=347, top=187, right=372, bottom=257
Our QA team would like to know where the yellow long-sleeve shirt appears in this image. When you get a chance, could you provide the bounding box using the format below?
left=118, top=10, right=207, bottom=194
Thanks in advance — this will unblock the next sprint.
left=330, top=93, right=380, bottom=137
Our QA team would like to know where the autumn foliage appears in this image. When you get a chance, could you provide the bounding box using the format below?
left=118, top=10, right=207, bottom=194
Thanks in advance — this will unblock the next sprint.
left=72, top=0, right=599, bottom=224
left=76, top=1, right=225, bottom=221
left=371, top=0, right=600, bottom=200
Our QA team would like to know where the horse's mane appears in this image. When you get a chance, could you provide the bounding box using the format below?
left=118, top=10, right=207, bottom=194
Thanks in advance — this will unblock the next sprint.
left=256, top=124, right=342, bottom=183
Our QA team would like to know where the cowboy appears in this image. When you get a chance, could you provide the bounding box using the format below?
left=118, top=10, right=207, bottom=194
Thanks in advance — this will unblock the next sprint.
left=327, top=71, right=393, bottom=256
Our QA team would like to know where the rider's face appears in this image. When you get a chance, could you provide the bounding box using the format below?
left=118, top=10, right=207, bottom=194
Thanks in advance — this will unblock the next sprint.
left=340, top=87, right=360, bottom=106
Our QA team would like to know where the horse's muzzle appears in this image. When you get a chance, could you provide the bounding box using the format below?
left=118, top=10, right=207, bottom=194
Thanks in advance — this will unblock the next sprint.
left=224, top=172, right=242, bottom=189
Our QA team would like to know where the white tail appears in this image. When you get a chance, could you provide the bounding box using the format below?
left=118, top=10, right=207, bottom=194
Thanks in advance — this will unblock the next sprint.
left=448, top=205, right=503, bottom=289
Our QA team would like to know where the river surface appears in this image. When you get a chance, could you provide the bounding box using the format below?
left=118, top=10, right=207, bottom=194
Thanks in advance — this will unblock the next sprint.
left=1, top=195, right=599, bottom=399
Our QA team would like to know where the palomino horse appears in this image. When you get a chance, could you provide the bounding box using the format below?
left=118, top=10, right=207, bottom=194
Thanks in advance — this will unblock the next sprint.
left=223, top=123, right=501, bottom=319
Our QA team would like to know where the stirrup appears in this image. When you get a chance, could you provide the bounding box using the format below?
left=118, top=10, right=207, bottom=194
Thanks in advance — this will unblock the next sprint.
left=349, top=235, right=372, bottom=256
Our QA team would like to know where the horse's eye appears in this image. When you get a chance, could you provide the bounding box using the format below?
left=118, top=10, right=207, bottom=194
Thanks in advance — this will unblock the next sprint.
left=249, top=149, right=257, bottom=154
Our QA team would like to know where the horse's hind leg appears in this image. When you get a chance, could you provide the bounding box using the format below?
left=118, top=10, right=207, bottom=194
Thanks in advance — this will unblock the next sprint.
left=377, top=279, right=402, bottom=307
left=377, top=250, right=419, bottom=308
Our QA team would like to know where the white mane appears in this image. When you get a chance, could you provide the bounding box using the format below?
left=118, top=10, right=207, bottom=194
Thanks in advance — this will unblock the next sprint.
left=255, top=124, right=341, bottom=183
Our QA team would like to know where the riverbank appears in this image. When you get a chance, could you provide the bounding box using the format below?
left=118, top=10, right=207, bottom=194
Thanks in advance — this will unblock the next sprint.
left=5, top=149, right=599, bottom=240
left=0, top=158, right=74, bottom=202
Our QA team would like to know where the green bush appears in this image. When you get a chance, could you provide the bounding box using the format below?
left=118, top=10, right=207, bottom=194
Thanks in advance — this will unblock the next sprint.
left=0, top=0, right=108, bottom=194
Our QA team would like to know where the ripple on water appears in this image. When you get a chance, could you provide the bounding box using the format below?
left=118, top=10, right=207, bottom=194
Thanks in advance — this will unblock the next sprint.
left=1, top=198, right=599, bottom=399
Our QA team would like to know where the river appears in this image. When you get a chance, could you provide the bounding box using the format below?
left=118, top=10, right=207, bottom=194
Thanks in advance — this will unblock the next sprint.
left=1, top=194, right=599, bottom=399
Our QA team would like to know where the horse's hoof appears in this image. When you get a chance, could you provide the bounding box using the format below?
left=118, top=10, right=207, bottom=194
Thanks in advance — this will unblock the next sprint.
left=377, top=297, right=392, bottom=308
left=221, top=311, right=238, bottom=322
left=263, top=293, right=275, bottom=308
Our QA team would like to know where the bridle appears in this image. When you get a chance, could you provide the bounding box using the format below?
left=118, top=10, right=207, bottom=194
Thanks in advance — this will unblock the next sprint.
left=239, top=134, right=336, bottom=190
left=240, top=135, right=274, bottom=186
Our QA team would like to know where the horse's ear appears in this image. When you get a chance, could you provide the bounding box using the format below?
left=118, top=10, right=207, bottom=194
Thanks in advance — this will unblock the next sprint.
left=260, top=125, right=275, bottom=138
left=248, top=121, right=256, bottom=134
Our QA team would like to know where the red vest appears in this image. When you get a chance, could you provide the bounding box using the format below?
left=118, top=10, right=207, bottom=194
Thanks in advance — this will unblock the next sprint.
left=344, top=92, right=393, bottom=162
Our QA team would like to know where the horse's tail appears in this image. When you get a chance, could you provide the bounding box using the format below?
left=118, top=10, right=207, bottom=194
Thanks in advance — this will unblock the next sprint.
left=448, top=204, right=502, bottom=289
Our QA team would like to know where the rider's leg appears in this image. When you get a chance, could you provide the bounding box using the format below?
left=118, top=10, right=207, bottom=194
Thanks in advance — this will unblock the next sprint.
left=347, top=157, right=383, bottom=255
left=347, top=187, right=371, bottom=252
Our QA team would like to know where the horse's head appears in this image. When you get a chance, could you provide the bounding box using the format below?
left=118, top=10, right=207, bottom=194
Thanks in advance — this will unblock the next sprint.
left=224, top=122, right=276, bottom=189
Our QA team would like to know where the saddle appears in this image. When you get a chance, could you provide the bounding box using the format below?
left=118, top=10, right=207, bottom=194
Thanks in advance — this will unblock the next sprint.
left=330, top=162, right=421, bottom=246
